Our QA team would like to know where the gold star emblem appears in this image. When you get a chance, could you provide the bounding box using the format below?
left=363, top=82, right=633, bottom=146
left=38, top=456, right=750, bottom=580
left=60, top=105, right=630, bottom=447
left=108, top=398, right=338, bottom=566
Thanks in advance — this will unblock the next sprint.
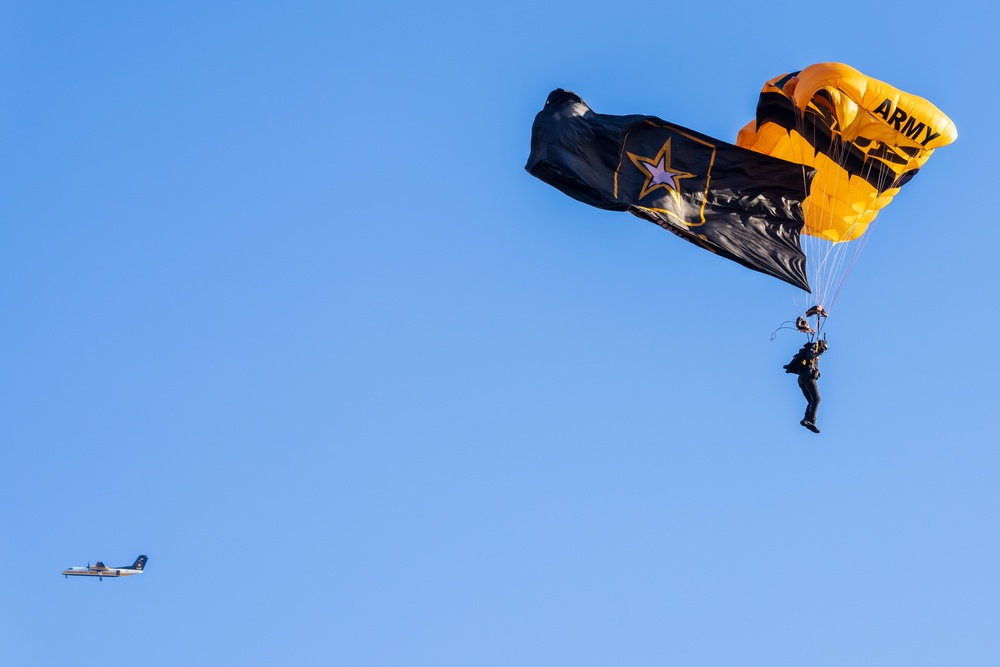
left=627, top=138, right=695, bottom=204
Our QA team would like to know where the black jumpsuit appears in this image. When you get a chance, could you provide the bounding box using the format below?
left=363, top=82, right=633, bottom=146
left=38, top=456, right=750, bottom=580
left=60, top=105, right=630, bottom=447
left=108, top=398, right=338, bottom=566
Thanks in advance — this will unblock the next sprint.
left=797, top=344, right=823, bottom=424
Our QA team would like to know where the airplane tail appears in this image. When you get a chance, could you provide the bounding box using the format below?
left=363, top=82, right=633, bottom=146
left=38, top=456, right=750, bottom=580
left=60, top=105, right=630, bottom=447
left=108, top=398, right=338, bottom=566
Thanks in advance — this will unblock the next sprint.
left=131, top=555, right=148, bottom=571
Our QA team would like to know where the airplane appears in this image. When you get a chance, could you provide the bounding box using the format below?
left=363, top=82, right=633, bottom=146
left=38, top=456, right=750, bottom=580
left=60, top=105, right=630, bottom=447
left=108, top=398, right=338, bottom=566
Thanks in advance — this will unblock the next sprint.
left=62, top=555, right=148, bottom=580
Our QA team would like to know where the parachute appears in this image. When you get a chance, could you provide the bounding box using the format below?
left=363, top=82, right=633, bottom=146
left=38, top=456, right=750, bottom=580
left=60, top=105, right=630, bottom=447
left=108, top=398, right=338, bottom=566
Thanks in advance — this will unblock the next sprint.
left=737, top=63, right=957, bottom=317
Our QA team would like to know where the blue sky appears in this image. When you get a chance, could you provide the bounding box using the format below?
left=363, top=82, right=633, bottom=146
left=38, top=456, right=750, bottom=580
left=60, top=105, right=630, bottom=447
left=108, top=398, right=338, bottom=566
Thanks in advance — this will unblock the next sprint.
left=1, top=1, right=996, bottom=665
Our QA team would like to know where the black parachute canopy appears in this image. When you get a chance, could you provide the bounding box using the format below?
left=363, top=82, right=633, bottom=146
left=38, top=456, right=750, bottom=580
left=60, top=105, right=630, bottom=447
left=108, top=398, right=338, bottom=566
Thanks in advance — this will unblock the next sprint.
left=526, top=89, right=814, bottom=292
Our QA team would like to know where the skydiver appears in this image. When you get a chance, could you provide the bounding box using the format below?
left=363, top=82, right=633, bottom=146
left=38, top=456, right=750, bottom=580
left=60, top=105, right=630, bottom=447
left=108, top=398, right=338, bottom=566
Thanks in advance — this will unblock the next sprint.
left=784, top=338, right=827, bottom=433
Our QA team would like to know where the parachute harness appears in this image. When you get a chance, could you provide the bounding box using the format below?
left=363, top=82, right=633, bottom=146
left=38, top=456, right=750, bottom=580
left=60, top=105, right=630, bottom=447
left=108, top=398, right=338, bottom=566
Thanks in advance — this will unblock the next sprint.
left=770, top=305, right=827, bottom=342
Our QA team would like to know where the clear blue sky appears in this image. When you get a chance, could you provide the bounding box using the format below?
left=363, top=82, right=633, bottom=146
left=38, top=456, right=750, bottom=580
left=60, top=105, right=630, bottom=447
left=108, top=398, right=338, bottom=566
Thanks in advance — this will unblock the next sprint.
left=2, top=1, right=996, bottom=665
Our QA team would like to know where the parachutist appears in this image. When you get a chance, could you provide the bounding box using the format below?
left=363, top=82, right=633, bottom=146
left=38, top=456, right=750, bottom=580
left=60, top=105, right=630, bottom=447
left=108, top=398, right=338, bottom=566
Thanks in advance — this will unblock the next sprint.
left=784, top=339, right=827, bottom=433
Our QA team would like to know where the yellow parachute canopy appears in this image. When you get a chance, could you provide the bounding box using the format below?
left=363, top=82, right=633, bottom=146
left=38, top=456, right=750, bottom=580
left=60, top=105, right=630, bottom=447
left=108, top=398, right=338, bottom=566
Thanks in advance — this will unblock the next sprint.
left=737, top=63, right=957, bottom=243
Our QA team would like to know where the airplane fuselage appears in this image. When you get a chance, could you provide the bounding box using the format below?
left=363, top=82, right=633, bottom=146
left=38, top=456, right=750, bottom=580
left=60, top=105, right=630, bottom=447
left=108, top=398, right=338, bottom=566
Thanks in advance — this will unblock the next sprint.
left=62, top=555, right=147, bottom=580
left=61, top=567, right=142, bottom=579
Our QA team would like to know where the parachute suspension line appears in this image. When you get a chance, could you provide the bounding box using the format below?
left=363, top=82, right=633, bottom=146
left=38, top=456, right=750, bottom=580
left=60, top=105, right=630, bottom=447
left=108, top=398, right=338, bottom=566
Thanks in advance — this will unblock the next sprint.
left=827, top=202, right=881, bottom=311
left=820, top=124, right=860, bottom=312
left=795, top=96, right=892, bottom=317
left=822, top=217, right=867, bottom=313
left=798, top=103, right=847, bottom=313
left=827, top=232, right=868, bottom=310
left=825, top=149, right=899, bottom=312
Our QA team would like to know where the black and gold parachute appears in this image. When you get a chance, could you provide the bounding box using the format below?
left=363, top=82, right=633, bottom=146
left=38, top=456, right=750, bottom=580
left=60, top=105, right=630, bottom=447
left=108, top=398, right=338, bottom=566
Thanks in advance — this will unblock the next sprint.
left=737, top=63, right=958, bottom=310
